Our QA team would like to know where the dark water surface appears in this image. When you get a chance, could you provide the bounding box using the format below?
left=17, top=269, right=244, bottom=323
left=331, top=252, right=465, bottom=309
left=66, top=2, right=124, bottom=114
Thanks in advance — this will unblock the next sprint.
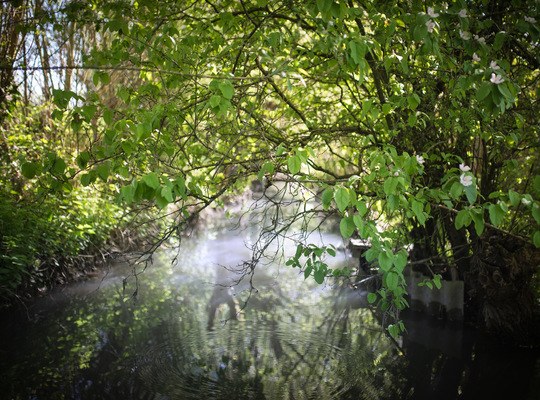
left=0, top=211, right=538, bottom=399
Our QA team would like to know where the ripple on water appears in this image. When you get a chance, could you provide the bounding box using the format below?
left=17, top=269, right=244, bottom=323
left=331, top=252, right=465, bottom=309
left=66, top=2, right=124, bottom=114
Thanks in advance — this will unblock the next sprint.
left=131, top=316, right=364, bottom=400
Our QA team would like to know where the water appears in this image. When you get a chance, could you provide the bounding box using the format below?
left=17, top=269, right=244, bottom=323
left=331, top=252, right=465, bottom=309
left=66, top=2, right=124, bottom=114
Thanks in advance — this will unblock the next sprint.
left=0, top=206, right=538, bottom=399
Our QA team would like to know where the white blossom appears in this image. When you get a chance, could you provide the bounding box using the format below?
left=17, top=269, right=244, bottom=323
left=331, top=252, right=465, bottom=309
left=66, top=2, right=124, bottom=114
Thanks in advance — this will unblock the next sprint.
left=474, top=35, right=486, bottom=45
left=521, top=198, right=531, bottom=206
left=460, top=30, right=471, bottom=40
left=460, top=174, right=473, bottom=187
left=472, top=53, right=481, bottom=62
left=458, top=9, right=467, bottom=18
left=416, top=155, right=425, bottom=165
left=293, top=73, right=307, bottom=87
left=490, top=60, right=500, bottom=70
left=394, top=169, right=401, bottom=177
left=490, top=73, right=504, bottom=84
left=459, top=163, right=471, bottom=172
left=426, top=20, right=436, bottom=33
left=427, top=7, right=439, bottom=18
left=391, top=51, right=403, bottom=61
left=524, top=16, right=536, bottom=23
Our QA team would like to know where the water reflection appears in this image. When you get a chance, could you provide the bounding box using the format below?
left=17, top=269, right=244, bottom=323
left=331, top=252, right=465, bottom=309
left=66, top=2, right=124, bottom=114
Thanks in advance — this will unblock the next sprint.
left=0, top=207, right=538, bottom=399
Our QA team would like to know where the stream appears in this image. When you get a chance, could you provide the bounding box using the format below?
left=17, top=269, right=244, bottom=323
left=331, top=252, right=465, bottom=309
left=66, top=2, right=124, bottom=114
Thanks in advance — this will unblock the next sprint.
left=0, top=201, right=538, bottom=399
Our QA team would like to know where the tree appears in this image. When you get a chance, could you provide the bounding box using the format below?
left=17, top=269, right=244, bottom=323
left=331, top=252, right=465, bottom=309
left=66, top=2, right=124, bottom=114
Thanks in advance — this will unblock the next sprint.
left=5, top=0, right=540, bottom=339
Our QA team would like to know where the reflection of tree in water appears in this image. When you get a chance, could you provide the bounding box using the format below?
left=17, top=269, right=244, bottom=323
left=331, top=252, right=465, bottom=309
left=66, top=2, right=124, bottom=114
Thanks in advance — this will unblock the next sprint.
left=6, top=208, right=536, bottom=399
left=398, top=316, right=539, bottom=400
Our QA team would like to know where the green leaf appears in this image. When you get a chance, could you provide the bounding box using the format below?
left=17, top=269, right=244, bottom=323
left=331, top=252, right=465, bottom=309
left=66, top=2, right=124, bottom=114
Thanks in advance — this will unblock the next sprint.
left=497, top=83, right=514, bottom=102
left=120, top=185, right=135, bottom=203
left=80, top=172, right=95, bottom=187
left=339, top=216, right=355, bottom=239
left=218, top=99, right=231, bottom=115
left=471, top=209, right=485, bottom=235
left=367, top=292, right=377, bottom=304
left=334, top=187, right=350, bottom=212
left=276, top=143, right=286, bottom=156
left=209, top=95, right=222, bottom=108
left=533, top=176, right=540, bottom=195
left=386, top=271, right=399, bottom=291
left=533, top=231, right=540, bottom=248
left=476, top=82, right=492, bottom=102
left=384, top=177, right=399, bottom=196
left=76, top=151, right=91, bottom=169
left=50, top=157, right=67, bottom=175
left=21, top=162, right=39, bottom=179
left=304, top=265, right=313, bottom=279
left=455, top=209, right=471, bottom=229
left=143, top=172, right=160, bottom=189
left=96, top=163, right=109, bottom=182
left=508, top=190, right=520, bottom=206
left=411, top=199, right=426, bottom=225
left=493, top=31, right=506, bottom=51
left=174, top=176, right=186, bottom=199
left=378, top=251, right=393, bottom=272
left=296, top=148, right=309, bottom=163
left=316, top=0, right=332, bottom=13
left=155, top=194, right=169, bottom=209
left=356, top=200, right=367, bottom=216
left=321, top=188, right=334, bottom=210
left=161, top=186, right=174, bottom=202
left=433, top=274, right=442, bottom=289
left=314, top=268, right=325, bottom=284
left=388, top=323, right=399, bottom=338
left=464, top=183, right=477, bottom=205
left=532, top=205, right=540, bottom=224
left=450, top=181, right=463, bottom=199
left=287, top=155, right=301, bottom=175
left=103, top=109, right=113, bottom=125
left=100, top=72, right=110, bottom=85
left=408, top=113, right=417, bottom=127
left=353, top=214, right=363, bottom=229
left=218, top=81, right=234, bottom=100
left=81, top=105, right=97, bottom=121
left=258, top=161, right=274, bottom=180
left=413, top=23, right=428, bottom=43
left=394, top=250, right=408, bottom=272
left=326, top=247, right=336, bottom=257
left=488, top=204, right=505, bottom=226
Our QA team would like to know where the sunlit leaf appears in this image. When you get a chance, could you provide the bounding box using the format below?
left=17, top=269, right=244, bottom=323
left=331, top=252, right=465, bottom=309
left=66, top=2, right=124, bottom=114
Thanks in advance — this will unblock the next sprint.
left=334, top=187, right=350, bottom=212
left=143, top=172, right=160, bottom=189
left=339, top=216, right=355, bottom=239
left=287, top=155, right=301, bottom=175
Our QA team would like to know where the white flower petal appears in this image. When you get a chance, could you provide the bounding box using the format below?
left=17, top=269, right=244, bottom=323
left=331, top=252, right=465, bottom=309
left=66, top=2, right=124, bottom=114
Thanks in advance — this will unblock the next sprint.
left=490, top=73, right=504, bottom=84
left=460, top=174, right=473, bottom=187
left=427, top=7, right=439, bottom=18
left=459, top=163, right=471, bottom=172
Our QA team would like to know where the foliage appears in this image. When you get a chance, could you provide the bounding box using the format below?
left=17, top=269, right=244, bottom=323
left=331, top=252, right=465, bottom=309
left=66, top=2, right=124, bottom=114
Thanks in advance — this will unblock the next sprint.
left=0, top=102, right=127, bottom=301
